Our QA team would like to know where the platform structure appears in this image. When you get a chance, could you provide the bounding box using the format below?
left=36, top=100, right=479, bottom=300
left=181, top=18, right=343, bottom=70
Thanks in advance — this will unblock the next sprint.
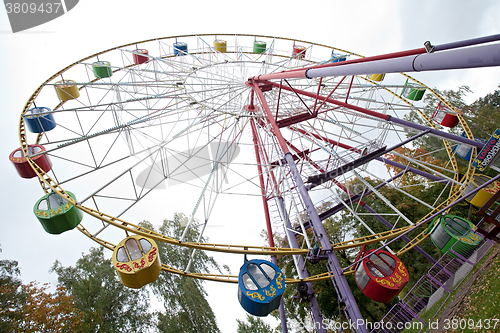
left=372, top=174, right=500, bottom=333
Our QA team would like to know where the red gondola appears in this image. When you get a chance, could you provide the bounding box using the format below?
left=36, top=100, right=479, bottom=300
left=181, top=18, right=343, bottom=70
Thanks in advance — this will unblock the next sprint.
left=9, top=145, right=52, bottom=179
left=133, top=49, right=149, bottom=65
left=292, top=45, right=306, bottom=59
left=354, top=248, right=409, bottom=303
left=431, top=101, right=460, bottom=128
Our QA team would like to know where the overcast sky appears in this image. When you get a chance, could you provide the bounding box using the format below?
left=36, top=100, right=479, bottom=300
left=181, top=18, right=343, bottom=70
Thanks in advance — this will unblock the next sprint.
left=1, top=1, right=499, bottom=331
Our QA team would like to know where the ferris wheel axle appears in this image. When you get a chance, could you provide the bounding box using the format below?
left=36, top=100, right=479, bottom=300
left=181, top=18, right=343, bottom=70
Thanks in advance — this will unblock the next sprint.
left=304, top=42, right=500, bottom=79
left=252, top=34, right=500, bottom=82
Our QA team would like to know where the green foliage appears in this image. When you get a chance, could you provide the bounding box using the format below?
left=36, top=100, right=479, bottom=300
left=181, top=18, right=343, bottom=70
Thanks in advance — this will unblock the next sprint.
left=1, top=246, right=85, bottom=332
left=423, top=85, right=472, bottom=112
left=17, top=282, right=86, bottom=333
left=466, top=86, right=500, bottom=140
left=237, top=314, right=279, bottom=333
left=141, top=213, right=222, bottom=333
left=51, top=247, right=153, bottom=333
left=0, top=247, right=26, bottom=332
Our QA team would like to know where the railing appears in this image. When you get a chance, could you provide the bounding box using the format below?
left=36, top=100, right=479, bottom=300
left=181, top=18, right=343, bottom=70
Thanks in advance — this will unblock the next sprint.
left=371, top=238, right=494, bottom=333
left=371, top=187, right=499, bottom=333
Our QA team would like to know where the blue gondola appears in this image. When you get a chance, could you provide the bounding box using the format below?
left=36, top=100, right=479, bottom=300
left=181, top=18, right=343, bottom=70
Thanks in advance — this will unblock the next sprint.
left=25, top=107, right=56, bottom=133
left=238, top=258, right=285, bottom=317
left=453, top=131, right=485, bottom=161
left=173, top=42, right=188, bottom=56
left=330, top=51, right=347, bottom=63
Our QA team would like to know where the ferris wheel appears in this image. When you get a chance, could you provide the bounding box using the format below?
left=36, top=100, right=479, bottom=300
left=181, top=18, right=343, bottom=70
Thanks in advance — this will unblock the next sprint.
left=14, top=33, right=494, bottom=331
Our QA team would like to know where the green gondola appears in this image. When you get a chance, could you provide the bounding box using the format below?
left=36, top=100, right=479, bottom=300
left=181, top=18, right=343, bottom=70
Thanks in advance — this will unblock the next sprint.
left=401, top=78, right=426, bottom=101
left=428, top=214, right=483, bottom=256
left=33, top=191, right=83, bottom=234
left=92, top=61, right=112, bottom=79
left=253, top=40, right=266, bottom=54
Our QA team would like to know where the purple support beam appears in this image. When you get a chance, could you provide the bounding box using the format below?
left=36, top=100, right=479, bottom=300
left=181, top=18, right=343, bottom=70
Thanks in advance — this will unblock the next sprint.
left=285, top=153, right=368, bottom=333
left=316, top=155, right=450, bottom=223
left=307, top=130, right=432, bottom=190
left=252, top=78, right=368, bottom=331
left=378, top=157, right=451, bottom=184
left=318, top=171, right=406, bottom=221
left=388, top=116, right=485, bottom=149
left=277, top=197, right=327, bottom=333
left=434, top=33, right=500, bottom=52
left=306, top=146, right=387, bottom=188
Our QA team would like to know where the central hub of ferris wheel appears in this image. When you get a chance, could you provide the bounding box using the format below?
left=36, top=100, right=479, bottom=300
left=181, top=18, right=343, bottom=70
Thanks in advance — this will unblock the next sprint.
left=184, top=61, right=278, bottom=113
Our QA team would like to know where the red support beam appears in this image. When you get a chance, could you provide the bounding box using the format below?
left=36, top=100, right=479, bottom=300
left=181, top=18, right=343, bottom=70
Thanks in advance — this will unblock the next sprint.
left=268, top=80, right=391, bottom=121
left=248, top=80, right=291, bottom=154
left=273, top=76, right=347, bottom=128
left=250, top=118, right=276, bottom=248
left=345, top=75, right=354, bottom=103
left=292, top=127, right=357, bottom=151
left=314, top=76, right=346, bottom=113
left=312, top=77, right=323, bottom=115
left=276, top=112, right=317, bottom=128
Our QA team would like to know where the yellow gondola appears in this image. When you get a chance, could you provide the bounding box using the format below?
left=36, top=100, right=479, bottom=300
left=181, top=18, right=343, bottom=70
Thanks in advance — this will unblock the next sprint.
left=214, top=40, right=227, bottom=53
left=55, top=80, right=80, bottom=101
left=112, top=235, right=161, bottom=288
left=463, top=174, right=500, bottom=207
left=367, top=73, right=385, bottom=81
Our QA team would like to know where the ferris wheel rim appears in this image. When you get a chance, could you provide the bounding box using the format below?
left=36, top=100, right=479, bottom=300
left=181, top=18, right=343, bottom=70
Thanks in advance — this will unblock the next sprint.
left=17, top=33, right=475, bottom=269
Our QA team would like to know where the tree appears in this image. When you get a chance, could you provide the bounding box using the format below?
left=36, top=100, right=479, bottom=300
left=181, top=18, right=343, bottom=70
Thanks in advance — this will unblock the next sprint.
left=51, top=247, right=153, bottom=333
left=467, top=86, right=500, bottom=140
left=141, top=213, right=224, bottom=333
left=16, top=282, right=86, bottom=332
left=237, top=314, right=278, bottom=333
left=1, top=246, right=85, bottom=332
left=0, top=246, right=26, bottom=332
